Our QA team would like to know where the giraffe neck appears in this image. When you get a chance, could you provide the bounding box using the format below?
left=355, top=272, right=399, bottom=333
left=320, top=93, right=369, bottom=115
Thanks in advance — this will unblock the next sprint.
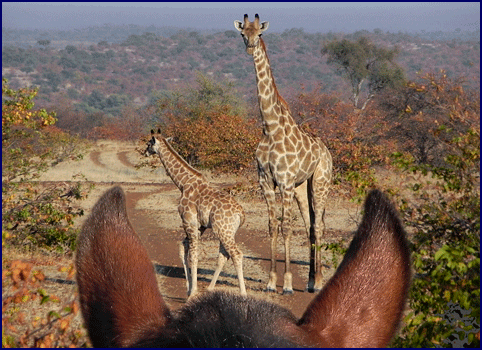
left=252, top=38, right=293, bottom=133
left=156, top=138, right=204, bottom=191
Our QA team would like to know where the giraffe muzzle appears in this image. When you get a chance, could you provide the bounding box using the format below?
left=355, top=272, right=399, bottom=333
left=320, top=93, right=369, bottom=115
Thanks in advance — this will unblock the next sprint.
left=246, top=44, right=256, bottom=55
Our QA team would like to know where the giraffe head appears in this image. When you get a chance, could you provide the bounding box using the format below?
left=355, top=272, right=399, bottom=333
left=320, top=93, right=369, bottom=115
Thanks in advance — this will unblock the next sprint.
left=144, top=129, right=161, bottom=157
left=234, top=14, right=269, bottom=55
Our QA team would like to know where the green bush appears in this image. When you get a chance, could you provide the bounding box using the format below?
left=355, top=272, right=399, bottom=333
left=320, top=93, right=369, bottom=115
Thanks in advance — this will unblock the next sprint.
left=389, top=93, right=480, bottom=347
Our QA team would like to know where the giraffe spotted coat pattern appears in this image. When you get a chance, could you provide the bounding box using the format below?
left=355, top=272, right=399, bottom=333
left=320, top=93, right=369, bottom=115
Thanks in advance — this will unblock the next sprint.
left=145, top=129, right=247, bottom=297
left=235, top=14, right=333, bottom=294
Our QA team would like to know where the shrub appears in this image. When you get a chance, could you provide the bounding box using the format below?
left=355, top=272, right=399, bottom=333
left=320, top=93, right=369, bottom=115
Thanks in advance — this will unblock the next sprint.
left=164, top=109, right=260, bottom=173
left=154, top=73, right=259, bottom=173
left=389, top=76, right=480, bottom=347
left=2, top=78, right=90, bottom=254
left=89, top=104, right=153, bottom=141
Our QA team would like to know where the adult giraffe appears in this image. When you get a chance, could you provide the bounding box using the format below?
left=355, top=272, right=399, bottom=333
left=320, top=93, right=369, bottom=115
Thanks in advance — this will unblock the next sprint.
left=234, top=14, right=332, bottom=294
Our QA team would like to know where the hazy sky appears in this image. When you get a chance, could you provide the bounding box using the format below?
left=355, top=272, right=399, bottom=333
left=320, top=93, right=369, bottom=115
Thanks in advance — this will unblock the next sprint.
left=2, top=2, right=480, bottom=33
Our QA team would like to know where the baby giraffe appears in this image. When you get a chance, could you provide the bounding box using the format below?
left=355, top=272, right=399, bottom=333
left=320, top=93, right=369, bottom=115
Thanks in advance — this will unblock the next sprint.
left=145, top=129, right=247, bottom=297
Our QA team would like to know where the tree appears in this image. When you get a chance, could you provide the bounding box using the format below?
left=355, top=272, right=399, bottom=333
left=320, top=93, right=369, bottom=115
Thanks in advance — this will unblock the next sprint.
left=37, top=39, right=50, bottom=49
left=65, top=45, right=77, bottom=54
left=89, top=104, right=152, bottom=141
left=322, top=37, right=405, bottom=110
left=85, top=89, right=106, bottom=110
left=377, top=70, right=479, bottom=166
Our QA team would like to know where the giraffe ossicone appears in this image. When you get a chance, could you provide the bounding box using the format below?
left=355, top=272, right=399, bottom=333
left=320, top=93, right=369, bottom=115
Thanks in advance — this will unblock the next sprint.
left=235, top=14, right=333, bottom=294
left=145, top=129, right=247, bottom=297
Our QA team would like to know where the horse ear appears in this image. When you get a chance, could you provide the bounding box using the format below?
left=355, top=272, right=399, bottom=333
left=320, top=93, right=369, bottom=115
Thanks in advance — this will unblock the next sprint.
left=297, top=190, right=411, bottom=347
left=75, top=186, right=172, bottom=347
left=150, top=129, right=155, bottom=135
left=157, top=128, right=161, bottom=134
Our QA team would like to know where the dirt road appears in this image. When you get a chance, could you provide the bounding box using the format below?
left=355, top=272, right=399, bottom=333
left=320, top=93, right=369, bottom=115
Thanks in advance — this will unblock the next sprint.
left=37, top=139, right=363, bottom=318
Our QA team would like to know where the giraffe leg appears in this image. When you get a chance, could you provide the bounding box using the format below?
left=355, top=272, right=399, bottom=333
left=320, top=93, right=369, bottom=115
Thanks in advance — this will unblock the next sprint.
left=188, top=233, right=200, bottom=297
left=294, top=181, right=311, bottom=239
left=305, top=178, right=317, bottom=293
left=281, top=185, right=295, bottom=295
left=179, top=238, right=190, bottom=292
left=208, top=242, right=228, bottom=292
left=182, top=223, right=200, bottom=298
left=209, top=221, right=247, bottom=296
left=295, top=182, right=319, bottom=292
left=227, top=241, right=247, bottom=296
left=313, top=208, right=326, bottom=292
left=306, top=206, right=325, bottom=293
left=310, top=164, right=331, bottom=292
left=260, top=175, right=279, bottom=293
left=307, top=236, right=315, bottom=292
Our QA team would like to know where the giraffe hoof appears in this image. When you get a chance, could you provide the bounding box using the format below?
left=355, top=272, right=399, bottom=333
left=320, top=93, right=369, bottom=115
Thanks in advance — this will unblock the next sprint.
left=264, top=287, right=277, bottom=293
left=282, top=288, right=294, bottom=295
left=305, top=286, right=322, bottom=293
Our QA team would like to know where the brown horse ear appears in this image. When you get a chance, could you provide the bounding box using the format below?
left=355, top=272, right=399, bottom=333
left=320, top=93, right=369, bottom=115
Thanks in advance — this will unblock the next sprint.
left=75, top=187, right=172, bottom=347
left=150, top=129, right=155, bottom=135
left=297, top=189, right=411, bottom=347
left=157, top=128, right=161, bottom=134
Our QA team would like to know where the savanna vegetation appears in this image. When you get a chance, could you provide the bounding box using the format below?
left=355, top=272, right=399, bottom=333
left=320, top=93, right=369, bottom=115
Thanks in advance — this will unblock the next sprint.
left=2, top=78, right=92, bottom=347
left=2, top=25, right=479, bottom=117
left=2, top=26, right=480, bottom=347
left=2, top=78, right=91, bottom=254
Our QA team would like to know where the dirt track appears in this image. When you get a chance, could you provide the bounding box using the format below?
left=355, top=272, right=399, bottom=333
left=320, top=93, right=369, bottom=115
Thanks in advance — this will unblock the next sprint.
left=37, top=140, right=363, bottom=318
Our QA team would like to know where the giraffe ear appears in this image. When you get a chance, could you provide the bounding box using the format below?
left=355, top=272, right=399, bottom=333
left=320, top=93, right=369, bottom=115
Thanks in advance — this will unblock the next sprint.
left=234, top=20, right=243, bottom=31
left=260, top=21, right=269, bottom=32
left=157, top=128, right=161, bottom=135
left=150, top=129, right=155, bottom=135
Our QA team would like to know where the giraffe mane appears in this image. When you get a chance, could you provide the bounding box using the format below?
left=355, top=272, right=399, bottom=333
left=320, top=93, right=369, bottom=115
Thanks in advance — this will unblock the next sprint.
left=161, top=138, right=204, bottom=178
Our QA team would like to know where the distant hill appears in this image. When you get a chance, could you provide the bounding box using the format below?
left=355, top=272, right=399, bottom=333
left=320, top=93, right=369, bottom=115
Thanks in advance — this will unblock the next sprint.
left=2, top=24, right=480, bottom=48
left=2, top=24, right=223, bottom=48
left=2, top=25, right=479, bottom=117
